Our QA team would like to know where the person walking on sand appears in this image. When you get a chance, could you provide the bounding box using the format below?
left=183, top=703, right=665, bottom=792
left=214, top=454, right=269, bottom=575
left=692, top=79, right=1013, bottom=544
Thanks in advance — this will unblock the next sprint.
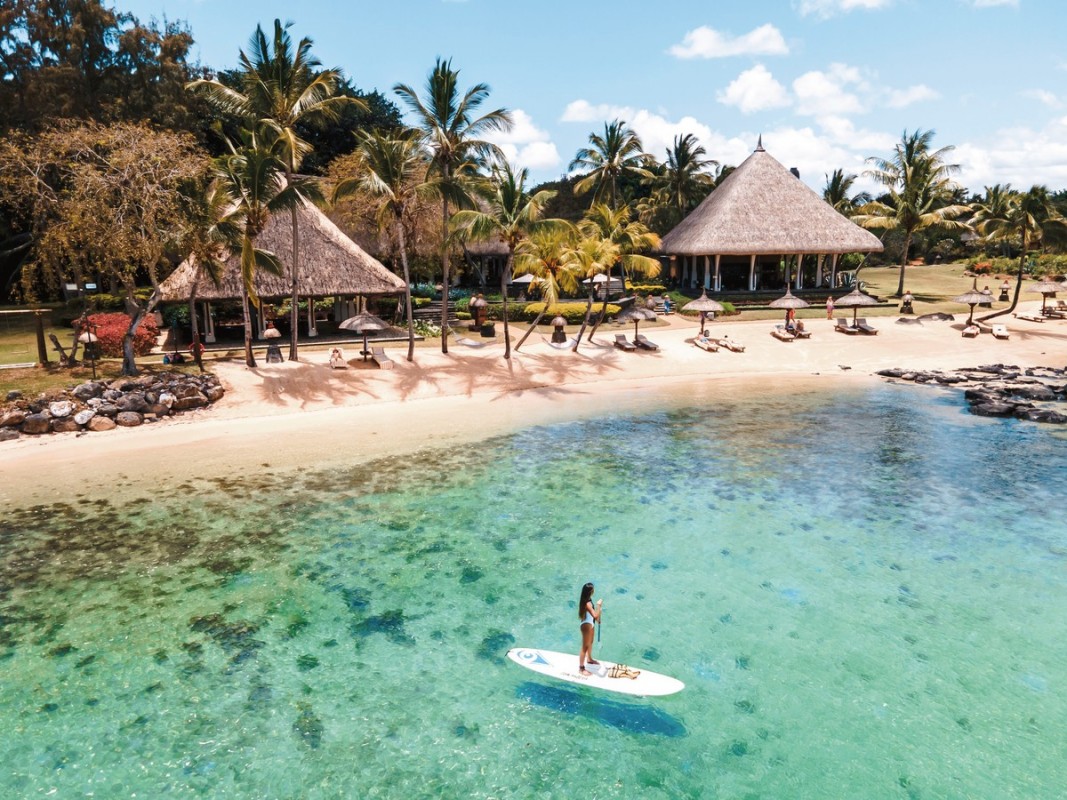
left=578, top=582, right=603, bottom=675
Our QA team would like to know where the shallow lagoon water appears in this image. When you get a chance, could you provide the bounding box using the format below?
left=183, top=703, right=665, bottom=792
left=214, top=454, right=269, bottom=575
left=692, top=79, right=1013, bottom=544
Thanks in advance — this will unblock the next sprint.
left=2, top=381, right=1065, bottom=798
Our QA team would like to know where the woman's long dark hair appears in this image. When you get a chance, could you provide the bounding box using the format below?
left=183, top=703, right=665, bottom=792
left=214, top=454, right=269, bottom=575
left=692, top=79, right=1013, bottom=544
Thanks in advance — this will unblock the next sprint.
left=578, top=582, right=594, bottom=620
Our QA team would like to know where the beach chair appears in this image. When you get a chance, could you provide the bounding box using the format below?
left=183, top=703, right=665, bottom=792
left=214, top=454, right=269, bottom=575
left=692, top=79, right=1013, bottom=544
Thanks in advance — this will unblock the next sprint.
left=793, top=324, right=812, bottom=339
left=634, top=334, right=659, bottom=351
left=771, top=326, right=795, bottom=341
left=855, top=318, right=879, bottom=335
left=991, top=324, right=1010, bottom=340
left=835, top=318, right=859, bottom=335
left=370, top=347, right=394, bottom=369
left=1014, top=312, right=1045, bottom=323
left=962, top=324, right=980, bottom=338
left=694, top=337, right=718, bottom=352
left=714, top=337, right=745, bottom=353
left=614, top=334, right=636, bottom=352
left=329, top=348, right=347, bottom=369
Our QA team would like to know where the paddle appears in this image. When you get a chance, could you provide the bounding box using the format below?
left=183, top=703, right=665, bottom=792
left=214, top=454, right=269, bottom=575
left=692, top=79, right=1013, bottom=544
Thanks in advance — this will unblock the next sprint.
left=597, top=601, right=602, bottom=644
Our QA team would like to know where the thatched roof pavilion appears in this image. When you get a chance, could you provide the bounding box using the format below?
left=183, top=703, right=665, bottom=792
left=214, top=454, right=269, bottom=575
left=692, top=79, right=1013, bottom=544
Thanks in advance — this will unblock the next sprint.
left=659, top=140, right=883, bottom=293
left=160, top=199, right=405, bottom=341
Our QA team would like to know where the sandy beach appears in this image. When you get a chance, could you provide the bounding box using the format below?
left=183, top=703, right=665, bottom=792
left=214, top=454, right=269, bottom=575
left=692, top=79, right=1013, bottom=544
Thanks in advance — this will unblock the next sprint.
left=2, top=304, right=1064, bottom=505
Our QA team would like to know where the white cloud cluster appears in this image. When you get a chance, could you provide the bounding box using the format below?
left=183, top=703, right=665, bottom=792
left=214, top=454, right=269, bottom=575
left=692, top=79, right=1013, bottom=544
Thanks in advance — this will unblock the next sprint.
left=668, top=24, right=789, bottom=59
left=715, top=61, right=938, bottom=117
left=957, top=116, right=1067, bottom=190
left=1023, top=89, right=1062, bottom=109
left=795, top=0, right=893, bottom=17
left=970, top=0, right=1018, bottom=7
left=486, top=109, right=561, bottom=171
left=716, top=65, right=791, bottom=114
left=560, top=100, right=636, bottom=124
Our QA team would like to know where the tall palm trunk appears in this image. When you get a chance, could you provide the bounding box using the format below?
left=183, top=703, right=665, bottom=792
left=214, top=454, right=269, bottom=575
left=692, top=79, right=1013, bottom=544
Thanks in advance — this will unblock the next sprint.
left=515, top=307, right=548, bottom=351
left=440, top=173, right=451, bottom=354
left=396, top=222, right=416, bottom=362
left=242, top=284, right=257, bottom=368
left=188, top=283, right=204, bottom=373
left=572, top=289, right=598, bottom=352
left=979, top=227, right=1030, bottom=322
left=501, top=251, right=513, bottom=359
left=288, top=198, right=301, bottom=361
left=586, top=264, right=616, bottom=341
left=895, top=231, right=913, bottom=297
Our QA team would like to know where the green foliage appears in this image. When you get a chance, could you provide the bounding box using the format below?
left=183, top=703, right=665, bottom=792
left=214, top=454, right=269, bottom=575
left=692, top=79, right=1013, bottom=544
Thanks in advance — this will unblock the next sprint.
left=413, top=319, right=441, bottom=338
left=521, top=301, right=621, bottom=324
left=631, top=283, right=667, bottom=294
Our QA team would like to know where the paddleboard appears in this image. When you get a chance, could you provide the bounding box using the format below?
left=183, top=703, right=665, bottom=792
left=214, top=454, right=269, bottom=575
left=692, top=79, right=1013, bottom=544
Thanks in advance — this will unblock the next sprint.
left=507, top=647, right=684, bottom=697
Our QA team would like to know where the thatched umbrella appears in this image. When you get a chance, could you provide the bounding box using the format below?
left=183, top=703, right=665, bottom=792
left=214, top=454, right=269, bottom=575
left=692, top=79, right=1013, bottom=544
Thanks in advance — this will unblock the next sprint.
left=339, top=312, right=391, bottom=361
left=768, top=287, right=809, bottom=326
left=682, top=290, right=726, bottom=331
left=1027, top=277, right=1062, bottom=312
left=614, top=305, right=657, bottom=340
left=953, top=279, right=990, bottom=325
left=834, top=286, right=880, bottom=324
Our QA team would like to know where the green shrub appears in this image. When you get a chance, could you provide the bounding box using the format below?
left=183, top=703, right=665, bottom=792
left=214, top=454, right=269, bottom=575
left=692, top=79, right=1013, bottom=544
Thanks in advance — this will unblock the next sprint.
left=520, top=301, right=621, bottom=324
left=456, top=311, right=471, bottom=321
left=631, top=283, right=667, bottom=294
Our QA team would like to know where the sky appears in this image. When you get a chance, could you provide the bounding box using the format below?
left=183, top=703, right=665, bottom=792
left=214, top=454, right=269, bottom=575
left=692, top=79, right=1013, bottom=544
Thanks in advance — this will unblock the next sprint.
left=120, top=0, right=1067, bottom=195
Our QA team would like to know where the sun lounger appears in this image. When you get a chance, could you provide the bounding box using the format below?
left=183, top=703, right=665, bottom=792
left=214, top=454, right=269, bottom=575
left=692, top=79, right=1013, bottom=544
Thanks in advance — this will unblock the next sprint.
left=771, top=326, right=795, bottom=342
left=793, top=325, right=811, bottom=339
left=714, top=337, right=745, bottom=353
left=329, top=348, right=347, bottom=369
left=694, top=337, right=719, bottom=352
left=962, top=324, right=980, bottom=338
left=614, top=334, right=636, bottom=352
left=991, top=324, right=1010, bottom=340
left=1014, top=312, right=1045, bottom=323
left=855, top=318, right=878, bottom=335
left=1042, top=308, right=1066, bottom=319
left=371, top=346, right=394, bottom=369
left=634, top=334, right=659, bottom=351
left=835, top=318, right=859, bottom=335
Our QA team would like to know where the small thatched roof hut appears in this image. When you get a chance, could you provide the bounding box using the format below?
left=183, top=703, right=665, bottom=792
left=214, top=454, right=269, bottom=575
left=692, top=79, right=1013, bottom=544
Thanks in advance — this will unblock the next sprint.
left=659, top=140, right=883, bottom=293
left=160, top=198, right=405, bottom=302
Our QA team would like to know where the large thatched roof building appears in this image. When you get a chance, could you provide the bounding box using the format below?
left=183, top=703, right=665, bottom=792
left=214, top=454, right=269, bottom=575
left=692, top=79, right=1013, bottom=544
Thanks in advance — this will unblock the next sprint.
left=659, top=140, right=883, bottom=292
left=160, top=199, right=405, bottom=341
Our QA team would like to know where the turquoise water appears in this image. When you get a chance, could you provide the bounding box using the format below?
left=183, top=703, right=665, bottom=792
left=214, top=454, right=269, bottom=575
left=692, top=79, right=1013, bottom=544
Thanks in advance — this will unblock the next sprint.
left=2, top=381, right=1066, bottom=798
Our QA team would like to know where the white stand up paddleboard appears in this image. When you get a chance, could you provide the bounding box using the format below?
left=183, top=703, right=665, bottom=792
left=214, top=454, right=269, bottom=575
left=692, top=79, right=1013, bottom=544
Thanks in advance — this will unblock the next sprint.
left=507, top=647, right=684, bottom=697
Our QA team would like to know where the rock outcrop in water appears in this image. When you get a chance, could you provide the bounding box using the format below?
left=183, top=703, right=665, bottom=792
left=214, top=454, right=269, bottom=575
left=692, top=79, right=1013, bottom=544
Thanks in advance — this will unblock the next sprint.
left=877, top=364, right=1067, bottom=424
left=0, top=372, right=224, bottom=441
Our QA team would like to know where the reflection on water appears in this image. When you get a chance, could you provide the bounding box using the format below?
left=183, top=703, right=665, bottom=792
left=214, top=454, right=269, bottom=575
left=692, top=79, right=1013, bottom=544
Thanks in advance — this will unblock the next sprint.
left=1, top=382, right=1066, bottom=797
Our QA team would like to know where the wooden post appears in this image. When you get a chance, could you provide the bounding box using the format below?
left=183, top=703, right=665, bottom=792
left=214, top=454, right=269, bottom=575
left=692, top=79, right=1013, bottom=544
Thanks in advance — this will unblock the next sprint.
left=34, top=309, right=49, bottom=366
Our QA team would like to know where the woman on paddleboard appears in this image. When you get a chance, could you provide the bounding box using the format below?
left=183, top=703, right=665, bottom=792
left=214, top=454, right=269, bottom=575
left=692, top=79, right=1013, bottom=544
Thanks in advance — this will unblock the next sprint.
left=578, top=582, right=603, bottom=675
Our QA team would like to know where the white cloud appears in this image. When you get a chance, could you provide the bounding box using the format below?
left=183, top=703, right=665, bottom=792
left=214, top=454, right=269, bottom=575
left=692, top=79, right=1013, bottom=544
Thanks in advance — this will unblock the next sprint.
left=796, top=0, right=893, bottom=18
left=717, top=65, right=792, bottom=114
left=956, top=116, right=1067, bottom=189
left=970, top=0, right=1018, bottom=7
left=793, top=63, right=867, bottom=116
left=668, top=24, right=788, bottom=59
left=886, top=84, right=939, bottom=108
left=816, top=115, right=896, bottom=152
left=560, top=99, right=636, bottom=124
left=1023, top=89, right=1062, bottom=109
left=486, top=109, right=562, bottom=172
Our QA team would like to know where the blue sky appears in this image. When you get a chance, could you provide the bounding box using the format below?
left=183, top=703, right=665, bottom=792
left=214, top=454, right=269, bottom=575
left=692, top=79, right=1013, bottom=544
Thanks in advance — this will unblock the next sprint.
left=121, top=0, right=1066, bottom=194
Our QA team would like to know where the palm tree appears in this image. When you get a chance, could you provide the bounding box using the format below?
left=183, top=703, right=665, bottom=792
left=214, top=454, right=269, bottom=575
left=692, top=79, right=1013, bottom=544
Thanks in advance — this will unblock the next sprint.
left=512, top=227, right=582, bottom=350
left=184, top=184, right=239, bottom=371
left=212, top=126, right=308, bottom=367
left=451, top=163, right=564, bottom=359
left=333, top=129, right=436, bottom=362
left=188, top=19, right=359, bottom=362
left=974, top=185, right=1067, bottom=319
left=638, top=134, right=717, bottom=233
left=971, top=183, right=1016, bottom=258
left=854, top=129, right=971, bottom=297
left=394, top=58, right=512, bottom=354
left=578, top=204, right=661, bottom=341
left=570, top=120, right=652, bottom=210
left=569, top=234, right=622, bottom=352
left=822, top=169, right=871, bottom=216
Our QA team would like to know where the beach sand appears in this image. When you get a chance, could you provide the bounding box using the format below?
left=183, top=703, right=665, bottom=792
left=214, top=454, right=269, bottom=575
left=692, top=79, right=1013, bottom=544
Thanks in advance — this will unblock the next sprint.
left=2, top=304, right=1064, bottom=506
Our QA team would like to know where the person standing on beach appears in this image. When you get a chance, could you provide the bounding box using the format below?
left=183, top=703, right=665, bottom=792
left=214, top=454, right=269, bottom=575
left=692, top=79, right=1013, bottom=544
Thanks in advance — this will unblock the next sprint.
left=826, top=295, right=834, bottom=320
left=578, top=582, right=602, bottom=675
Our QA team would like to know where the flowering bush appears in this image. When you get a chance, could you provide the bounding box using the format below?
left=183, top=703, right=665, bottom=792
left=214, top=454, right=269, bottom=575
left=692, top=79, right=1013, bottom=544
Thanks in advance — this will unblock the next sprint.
left=82, top=312, right=160, bottom=357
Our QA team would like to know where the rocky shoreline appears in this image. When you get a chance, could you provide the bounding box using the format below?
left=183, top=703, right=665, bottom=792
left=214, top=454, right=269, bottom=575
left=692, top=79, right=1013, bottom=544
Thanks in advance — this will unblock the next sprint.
left=0, top=372, right=225, bottom=441
left=877, top=364, right=1067, bottom=424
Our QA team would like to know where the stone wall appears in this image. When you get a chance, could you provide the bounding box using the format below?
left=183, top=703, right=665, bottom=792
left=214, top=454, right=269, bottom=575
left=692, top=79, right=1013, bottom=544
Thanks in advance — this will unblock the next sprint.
left=0, top=372, right=225, bottom=441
